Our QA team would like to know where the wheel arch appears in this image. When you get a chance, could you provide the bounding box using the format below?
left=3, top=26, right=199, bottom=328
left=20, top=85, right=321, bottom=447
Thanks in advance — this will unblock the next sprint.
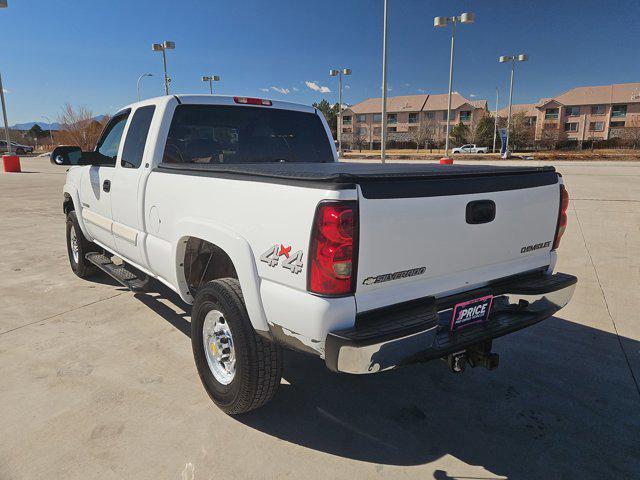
left=62, top=186, right=91, bottom=239
left=173, top=218, right=269, bottom=333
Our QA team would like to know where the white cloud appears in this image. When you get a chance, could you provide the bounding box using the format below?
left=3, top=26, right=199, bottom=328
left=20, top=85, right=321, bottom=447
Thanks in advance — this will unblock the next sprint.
left=259, top=88, right=270, bottom=92
left=271, top=86, right=290, bottom=94
left=305, top=81, right=331, bottom=94
left=2, top=88, right=9, bottom=94
left=418, top=88, right=427, bottom=93
left=404, top=83, right=411, bottom=87
left=469, top=93, right=477, bottom=98
left=292, top=87, right=299, bottom=92
left=344, top=85, right=351, bottom=89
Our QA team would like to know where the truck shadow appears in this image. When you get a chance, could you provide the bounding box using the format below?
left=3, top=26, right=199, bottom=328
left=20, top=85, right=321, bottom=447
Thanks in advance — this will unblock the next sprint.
left=237, top=318, right=640, bottom=479
left=133, top=281, right=639, bottom=478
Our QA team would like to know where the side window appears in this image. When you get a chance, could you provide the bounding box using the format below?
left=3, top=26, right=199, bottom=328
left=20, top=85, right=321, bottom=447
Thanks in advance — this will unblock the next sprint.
left=95, top=112, right=130, bottom=166
left=121, top=106, right=155, bottom=168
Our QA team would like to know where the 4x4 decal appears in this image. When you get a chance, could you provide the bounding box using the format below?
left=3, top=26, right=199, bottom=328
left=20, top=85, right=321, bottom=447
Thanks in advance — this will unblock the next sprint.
left=260, top=244, right=304, bottom=274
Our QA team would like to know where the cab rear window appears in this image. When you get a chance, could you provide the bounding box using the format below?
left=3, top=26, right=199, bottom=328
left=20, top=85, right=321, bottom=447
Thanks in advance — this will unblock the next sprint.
left=162, top=105, right=334, bottom=164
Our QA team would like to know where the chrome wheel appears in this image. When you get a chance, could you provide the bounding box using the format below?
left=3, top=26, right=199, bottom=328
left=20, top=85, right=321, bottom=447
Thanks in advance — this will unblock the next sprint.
left=70, top=226, right=79, bottom=264
left=202, top=309, right=236, bottom=385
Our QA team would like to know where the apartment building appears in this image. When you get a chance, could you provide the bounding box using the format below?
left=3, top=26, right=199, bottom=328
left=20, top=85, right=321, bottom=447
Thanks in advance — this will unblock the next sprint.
left=498, top=82, right=640, bottom=142
left=340, top=92, right=488, bottom=147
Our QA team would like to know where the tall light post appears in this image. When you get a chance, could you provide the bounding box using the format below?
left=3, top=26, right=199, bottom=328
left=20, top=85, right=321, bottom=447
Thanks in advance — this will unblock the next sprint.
left=329, top=68, right=351, bottom=157
left=499, top=53, right=528, bottom=158
left=42, top=115, right=55, bottom=147
left=492, top=87, right=499, bottom=153
left=434, top=12, right=475, bottom=160
left=152, top=41, right=175, bottom=95
left=0, top=0, right=12, bottom=154
left=380, top=0, right=389, bottom=163
left=136, top=73, right=153, bottom=101
left=202, top=75, right=220, bottom=94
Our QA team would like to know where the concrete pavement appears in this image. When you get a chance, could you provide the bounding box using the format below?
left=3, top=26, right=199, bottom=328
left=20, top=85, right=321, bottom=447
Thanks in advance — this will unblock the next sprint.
left=1, top=157, right=639, bottom=479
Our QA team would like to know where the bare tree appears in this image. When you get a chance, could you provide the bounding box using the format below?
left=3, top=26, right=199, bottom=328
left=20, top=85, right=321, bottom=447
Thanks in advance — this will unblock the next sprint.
left=351, top=127, right=367, bottom=152
left=620, top=117, right=640, bottom=149
left=408, top=122, right=432, bottom=152
left=57, top=104, right=109, bottom=151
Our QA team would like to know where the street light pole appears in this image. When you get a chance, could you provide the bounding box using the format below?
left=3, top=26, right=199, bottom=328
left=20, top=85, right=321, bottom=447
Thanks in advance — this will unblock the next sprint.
left=434, top=12, right=475, bottom=160
left=137, top=73, right=153, bottom=101
left=0, top=1, right=11, bottom=154
left=492, top=87, right=499, bottom=153
left=152, top=41, right=175, bottom=95
left=499, top=54, right=527, bottom=158
left=381, top=0, right=389, bottom=163
left=330, top=68, right=351, bottom=157
left=0, top=71, right=11, bottom=154
left=42, top=115, right=55, bottom=147
left=202, top=75, right=220, bottom=94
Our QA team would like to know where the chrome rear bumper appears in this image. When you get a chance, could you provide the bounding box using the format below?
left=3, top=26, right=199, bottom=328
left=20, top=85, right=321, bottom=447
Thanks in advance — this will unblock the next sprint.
left=325, top=272, right=577, bottom=374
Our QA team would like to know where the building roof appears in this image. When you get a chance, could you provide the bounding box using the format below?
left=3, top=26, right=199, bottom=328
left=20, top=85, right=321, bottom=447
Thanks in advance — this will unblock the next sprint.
left=545, top=82, right=640, bottom=106
left=349, top=94, right=429, bottom=114
left=497, top=103, right=538, bottom=117
left=348, top=92, right=485, bottom=114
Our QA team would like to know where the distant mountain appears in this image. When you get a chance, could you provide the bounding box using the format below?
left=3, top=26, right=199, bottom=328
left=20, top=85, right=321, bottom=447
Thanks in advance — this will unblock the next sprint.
left=11, top=114, right=107, bottom=131
left=10, top=121, right=61, bottom=131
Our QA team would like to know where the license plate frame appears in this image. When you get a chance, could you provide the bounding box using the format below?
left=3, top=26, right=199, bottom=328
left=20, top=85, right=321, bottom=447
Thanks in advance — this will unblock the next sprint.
left=450, top=295, right=494, bottom=331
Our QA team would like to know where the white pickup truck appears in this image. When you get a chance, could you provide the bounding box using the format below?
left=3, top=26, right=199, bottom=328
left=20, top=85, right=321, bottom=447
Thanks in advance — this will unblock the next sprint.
left=52, top=95, right=576, bottom=414
left=452, top=144, right=489, bottom=154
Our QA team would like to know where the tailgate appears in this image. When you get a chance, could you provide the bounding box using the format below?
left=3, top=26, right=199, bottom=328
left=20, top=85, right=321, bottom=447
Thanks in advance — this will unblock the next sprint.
left=355, top=170, right=560, bottom=312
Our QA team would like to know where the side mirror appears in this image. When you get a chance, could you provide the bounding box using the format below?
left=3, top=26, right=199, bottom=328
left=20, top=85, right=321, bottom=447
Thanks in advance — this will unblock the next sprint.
left=50, top=145, right=83, bottom=166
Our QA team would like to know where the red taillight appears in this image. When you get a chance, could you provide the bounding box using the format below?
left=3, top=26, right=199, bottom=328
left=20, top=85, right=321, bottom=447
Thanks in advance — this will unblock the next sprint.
left=233, top=96, right=272, bottom=106
left=553, top=184, right=569, bottom=250
left=308, top=201, right=358, bottom=295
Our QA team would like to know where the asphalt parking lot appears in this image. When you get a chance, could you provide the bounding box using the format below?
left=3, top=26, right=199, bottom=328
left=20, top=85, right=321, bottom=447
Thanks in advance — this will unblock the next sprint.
left=1, top=156, right=639, bottom=479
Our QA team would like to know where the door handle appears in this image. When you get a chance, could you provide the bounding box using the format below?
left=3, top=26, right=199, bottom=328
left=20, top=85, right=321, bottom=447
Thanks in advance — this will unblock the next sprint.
left=103, top=179, right=111, bottom=193
left=466, top=200, right=495, bottom=224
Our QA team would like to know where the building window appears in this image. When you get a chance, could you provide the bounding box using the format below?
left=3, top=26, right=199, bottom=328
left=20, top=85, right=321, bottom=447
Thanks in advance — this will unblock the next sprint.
left=408, top=126, right=418, bottom=132
left=408, top=113, right=419, bottom=124
left=426, top=111, right=435, bottom=120
left=545, top=108, right=559, bottom=120
left=342, top=127, right=352, bottom=133
left=566, top=106, right=580, bottom=116
left=342, top=115, right=352, bottom=125
left=610, top=121, right=625, bottom=127
left=459, top=110, right=472, bottom=122
left=387, top=126, right=397, bottom=132
left=589, top=121, right=604, bottom=132
left=590, top=105, right=605, bottom=115
left=442, top=125, right=449, bottom=133
left=611, top=105, right=627, bottom=118
left=357, top=127, right=367, bottom=135
left=356, top=114, right=366, bottom=123
left=526, top=117, right=536, bottom=126
left=387, top=113, right=397, bottom=124
left=442, top=111, right=448, bottom=121
left=373, top=127, right=381, bottom=135
left=564, top=122, right=578, bottom=132
left=372, top=113, right=382, bottom=123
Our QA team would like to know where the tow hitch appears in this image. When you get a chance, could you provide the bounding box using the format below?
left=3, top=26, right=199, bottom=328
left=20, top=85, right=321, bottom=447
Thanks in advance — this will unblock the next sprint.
left=445, top=341, right=499, bottom=374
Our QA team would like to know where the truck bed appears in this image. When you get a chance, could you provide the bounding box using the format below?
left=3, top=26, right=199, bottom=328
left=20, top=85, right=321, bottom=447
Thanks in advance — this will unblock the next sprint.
left=156, top=162, right=558, bottom=198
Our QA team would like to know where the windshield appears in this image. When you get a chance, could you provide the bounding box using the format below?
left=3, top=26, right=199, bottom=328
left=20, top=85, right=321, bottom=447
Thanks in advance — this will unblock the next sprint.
left=162, top=104, right=334, bottom=164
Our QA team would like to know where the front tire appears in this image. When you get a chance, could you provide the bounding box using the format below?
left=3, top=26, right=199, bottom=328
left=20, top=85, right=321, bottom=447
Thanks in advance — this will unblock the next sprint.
left=191, top=278, right=283, bottom=414
left=66, top=211, right=97, bottom=278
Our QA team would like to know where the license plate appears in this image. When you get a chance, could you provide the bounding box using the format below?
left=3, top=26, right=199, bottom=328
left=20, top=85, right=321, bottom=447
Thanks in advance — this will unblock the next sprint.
left=450, top=295, right=494, bottom=331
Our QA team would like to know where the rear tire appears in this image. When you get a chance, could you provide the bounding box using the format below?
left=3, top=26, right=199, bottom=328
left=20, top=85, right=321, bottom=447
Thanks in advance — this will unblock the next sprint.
left=191, top=278, right=283, bottom=414
left=66, top=211, right=97, bottom=278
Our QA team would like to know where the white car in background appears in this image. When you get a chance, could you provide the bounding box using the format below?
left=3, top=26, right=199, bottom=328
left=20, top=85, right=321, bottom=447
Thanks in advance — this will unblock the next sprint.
left=452, top=144, right=488, bottom=154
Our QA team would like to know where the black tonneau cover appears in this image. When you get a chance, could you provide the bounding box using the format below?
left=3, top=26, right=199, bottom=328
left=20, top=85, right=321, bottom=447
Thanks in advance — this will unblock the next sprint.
left=156, top=162, right=558, bottom=199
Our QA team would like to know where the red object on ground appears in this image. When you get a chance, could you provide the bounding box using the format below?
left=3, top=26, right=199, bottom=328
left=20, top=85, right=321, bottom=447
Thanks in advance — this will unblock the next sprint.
left=2, top=155, right=21, bottom=173
left=440, top=157, right=454, bottom=164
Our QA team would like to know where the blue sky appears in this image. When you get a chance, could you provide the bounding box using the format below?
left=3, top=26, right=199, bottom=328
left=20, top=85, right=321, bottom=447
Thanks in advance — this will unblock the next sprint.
left=2, top=0, right=639, bottom=123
